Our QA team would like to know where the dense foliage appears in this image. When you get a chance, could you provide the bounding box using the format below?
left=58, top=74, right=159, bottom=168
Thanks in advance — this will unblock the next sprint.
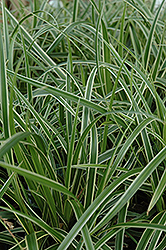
left=0, top=0, right=166, bottom=249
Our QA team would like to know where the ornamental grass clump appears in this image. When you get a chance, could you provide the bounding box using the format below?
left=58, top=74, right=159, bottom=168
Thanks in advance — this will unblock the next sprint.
left=0, top=0, right=166, bottom=249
